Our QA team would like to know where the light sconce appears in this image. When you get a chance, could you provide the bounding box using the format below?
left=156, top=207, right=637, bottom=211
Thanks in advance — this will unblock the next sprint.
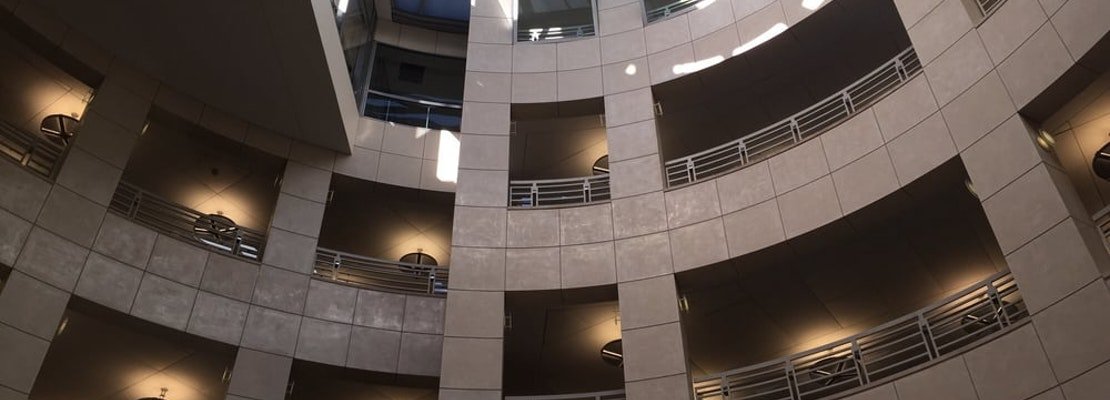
left=137, top=388, right=168, bottom=400
left=1035, top=130, right=1056, bottom=152
left=601, top=339, right=623, bottom=367
left=1093, top=142, right=1110, bottom=181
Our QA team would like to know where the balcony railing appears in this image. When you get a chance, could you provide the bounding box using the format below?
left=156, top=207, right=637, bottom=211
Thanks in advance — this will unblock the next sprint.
left=364, top=90, right=462, bottom=131
left=693, top=270, right=1026, bottom=400
left=109, top=181, right=267, bottom=261
left=517, top=23, right=596, bottom=42
left=976, top=0, right=1007, bottom=17
left=509, top=174, right=611, bottom=208
left=0, top=120, right=66, bottom=179
left=664, top=47, right=923, bottom=188
left=505, top=389, right=626, bottom=400
left=314, top=248, right=448, bottom=296
left=645, top=0, right=699, bottom=23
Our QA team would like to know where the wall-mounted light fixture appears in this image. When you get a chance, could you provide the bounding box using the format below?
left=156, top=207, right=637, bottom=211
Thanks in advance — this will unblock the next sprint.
left=136, top=387, right=168, bottom=400
left=1093, top=142, right=1110, bottom=181
left=1035, top=130, right=1056, bottom=152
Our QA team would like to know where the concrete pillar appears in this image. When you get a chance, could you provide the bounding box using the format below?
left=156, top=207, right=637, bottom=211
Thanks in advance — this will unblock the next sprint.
left=604, top=86, right=693, bottom=399
left=0, top=57, right=154, bottom=398
left=226, top=348, right=293, bottom=400
left=894, top=0, right=1110, bottom=396
left=439, top=1, right=513, bottom=398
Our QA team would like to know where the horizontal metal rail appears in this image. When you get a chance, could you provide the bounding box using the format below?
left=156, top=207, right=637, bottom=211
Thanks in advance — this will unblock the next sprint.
left=509, top=174, right=611, bottom=207
left=665, top=47, right=923, bottom=187
left=314, top=248, right=448, bottom=296
left=976, top=0, right=1006, bottom=17
left=693, top=270, right=1026, bottom=400
left=364, top=89, right=462, bottom=131
left=505, top=389, right=626, bottom=400
left=0, top=119, right=66, bottom=179
left=517, top=23, right=596, bottom=42
left=108, top=181, right=267, bottom=261
left=645, top=0, right=699, bottom=23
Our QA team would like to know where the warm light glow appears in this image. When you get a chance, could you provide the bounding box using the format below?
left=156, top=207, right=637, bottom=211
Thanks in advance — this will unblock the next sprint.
left=624, top=63, right=637, bottom=75
left=802, top=0, right=825, bottom=10
left=695, top=0, right=716, bottom=9
left=672, top=55, right=725, bottom=75
left=436, top=130, right=460, bottom=183
left=733, top=23, right=788, bottom=56
left=1036, top=130, right=1056, bottom=151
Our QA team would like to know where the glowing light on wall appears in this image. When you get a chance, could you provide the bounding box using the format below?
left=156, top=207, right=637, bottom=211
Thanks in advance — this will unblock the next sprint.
left=625, top=63, right=637, bottom=75
left=336, top=0, right=349, bottom=16
left=733, top=23, right=788, bottom=56
left=695, top=0, right=716, bottom=9
left=802, top=0, right=825, bottom=10
left=672, top=55, right=724, bottom=75
left=436, top=130, right=460, bottom=183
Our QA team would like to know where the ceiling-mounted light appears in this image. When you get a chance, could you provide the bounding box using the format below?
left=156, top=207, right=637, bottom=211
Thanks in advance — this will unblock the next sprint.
left=137, top=388, right=168, bottom=400
left=1035, top=130, right=1056, bottom=152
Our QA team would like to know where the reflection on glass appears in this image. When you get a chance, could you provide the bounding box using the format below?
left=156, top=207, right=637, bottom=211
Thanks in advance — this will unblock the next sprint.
left=517, top=0, right=597, bottom=42
left=365, top=44, right=464, bottom=130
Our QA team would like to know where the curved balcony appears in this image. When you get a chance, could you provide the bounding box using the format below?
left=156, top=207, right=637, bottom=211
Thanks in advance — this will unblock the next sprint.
left=313, top=247, right=449, bottom=296
left=108, top=181, right=267, bottom=261
left=664, top=47, right=923, bottom=188
left=505, top=389, right=627, bottom=400
left=0, top=119, right=67, bottom=180
left=692, top=271, right=1027, bottom=400
left=644, top=0, right=700, bottom=23
left=509, top=174, right=611, bottom=208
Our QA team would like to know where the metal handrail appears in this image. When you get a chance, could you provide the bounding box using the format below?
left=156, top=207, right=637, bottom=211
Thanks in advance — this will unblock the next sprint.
left=509, top=174, right=611, bottom=207
left=0, top=119, right=66, bottom=179
left=505, top=389, right=626, bottom=400
left=645, top=0, right=699, bottom=23
left=108, top=181, right=267, bottom=261
left=314, top=247, right=449, bottom=296
left=364, top=89, right=462, bottom=131
left=664, top=47, right=923, bottom=187
left=976, top=0, right=1007, bottom=17
left=693, top=270, right=1027, bottom=400
left=517, top=23, right=596, bottom=42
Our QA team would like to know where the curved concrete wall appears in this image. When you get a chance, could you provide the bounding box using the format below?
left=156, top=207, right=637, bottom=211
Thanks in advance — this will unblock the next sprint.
left=467, top=0, right=831, bottom=103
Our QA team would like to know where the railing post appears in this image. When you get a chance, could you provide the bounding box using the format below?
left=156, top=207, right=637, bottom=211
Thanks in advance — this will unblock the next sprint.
left=427, top=269, right=437, bottom=294
left=893, top=57, right=908, bottom=81
left=986, top=283, right=1010, bottom=327
left=530, top=182, right=539, bottom=207
left=129, top=191, right=143, bottom=219
left=583, top=179, right=592, bottom=203
left=917, top=313, right=939, bottom=359
left=786, top=362, right=802, bottom=400
left=232, top=232, right=243, bottom=257
left=842, top=91, right=855, bottom=114
left=332, top=253, right=341, bottom=280
left=685, top=158, right=696, bottom=185
left=851, top=340, right=869, bottom=386
left=789, top=119, right=801, bottom=143
left=737, top=141, right=747, bottom=165
left=424, top=105, right=432, bottom=129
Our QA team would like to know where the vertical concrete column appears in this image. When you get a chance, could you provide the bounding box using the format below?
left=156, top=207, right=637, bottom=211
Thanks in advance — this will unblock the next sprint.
left=894, top=0, right=1110, bottom=392
left=604, top=85, right=692, bottom=398
left=0, top=60, right=155, bottom=398
left=226, top=347, right=293, bottom=400
left=440, top=1, right=512, bottom=398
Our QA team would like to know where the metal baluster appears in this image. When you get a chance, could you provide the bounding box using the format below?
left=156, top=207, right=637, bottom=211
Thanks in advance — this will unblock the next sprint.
left=789, top=119, right=802, bottom=143
left=917, top=313, right=939, bottom=359
left=232, top=232, right=243, bottom=257
left=531, top=182, right=539, bottom=207
left=424, top=105, right=432, bottom=129
left=332, top=253, right=342, bottom=280
left=427, top=269, right=436, bottom=294
left=737, top=141, right=747, bottom=166
left=129, top=191, right=143, bottom=220
left=583, top=179, right=592, bottom=203
left=893, top=57, right=908, bottom=82
left=685, top=158, right=696, bottom=185
left=842, top=91, right=855, bottom=114
left=786, top=362, right=802, bottom=400
left=986, top=283, right=1010, bottom=327
left=851, top=340, right=869, bottom=385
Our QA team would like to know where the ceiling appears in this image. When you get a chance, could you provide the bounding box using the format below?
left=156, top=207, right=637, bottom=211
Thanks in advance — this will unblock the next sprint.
left=653, top=0, right=912, bottom=161
left=288, top=360, right=439, bottom=399
left=28, top=0, right=358, bottom=152
left=318, top=174, right=455, bottom=264
left=31, top=298, right=237, bottom=400
left=123, top=108, right=287, bottom=232
left=676, top=159, right=1007, bottom=377
left=504, top=286, right=624, bottom=396
left=0, top=22, right=93, bottom=137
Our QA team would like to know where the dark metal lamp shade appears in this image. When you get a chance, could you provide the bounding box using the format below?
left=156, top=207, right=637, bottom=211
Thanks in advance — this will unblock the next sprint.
left=1094, top=142, right=1110, bottom=180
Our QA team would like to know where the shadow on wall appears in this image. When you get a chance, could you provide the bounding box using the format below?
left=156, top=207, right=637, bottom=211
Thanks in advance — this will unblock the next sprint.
left=504, top=286, right=624, bottom=396
left=287, top=360, right=439, bottom=400
left=677, top=159, right=1007, bottom=377
left=30, top=298, right=237, bottom=400
left=318, top=174, right=455, bottom=264
left=121, top=108, right=286, bottom=232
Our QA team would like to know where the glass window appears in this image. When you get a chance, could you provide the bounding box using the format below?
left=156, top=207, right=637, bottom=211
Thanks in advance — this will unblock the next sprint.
left=392, top=0, right=470, bottom=33
left=643, top=0, right=699, bottom=23
left=364, top=44, right=464, bottom=130
left=516, top=0, right=597, bottom=42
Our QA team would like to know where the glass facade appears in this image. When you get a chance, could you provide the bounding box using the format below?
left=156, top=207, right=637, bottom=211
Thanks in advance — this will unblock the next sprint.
left=516, top=0, right=597, bottom=42
left=364, top=44, right=465, bottom=130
